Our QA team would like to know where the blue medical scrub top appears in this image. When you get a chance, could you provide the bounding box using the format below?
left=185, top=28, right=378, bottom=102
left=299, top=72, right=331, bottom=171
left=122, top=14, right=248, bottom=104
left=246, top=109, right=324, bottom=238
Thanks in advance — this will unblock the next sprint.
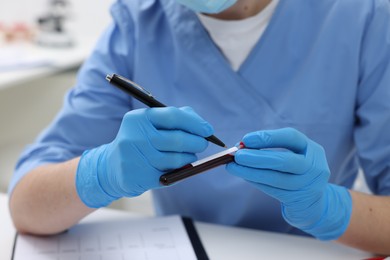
left=10, top=0, right=390, bottom=236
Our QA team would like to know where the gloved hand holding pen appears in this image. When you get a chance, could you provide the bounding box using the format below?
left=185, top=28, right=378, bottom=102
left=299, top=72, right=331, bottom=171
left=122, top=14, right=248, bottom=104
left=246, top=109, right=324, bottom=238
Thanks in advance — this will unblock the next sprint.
left=227, top=128, right=352, bottom=240
left=76, top=106, right=213, bottom=208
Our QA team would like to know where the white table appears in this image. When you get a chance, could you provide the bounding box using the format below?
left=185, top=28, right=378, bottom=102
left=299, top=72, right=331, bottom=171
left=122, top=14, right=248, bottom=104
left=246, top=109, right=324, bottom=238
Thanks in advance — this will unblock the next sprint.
left=0, top=193, right=372, bottom=260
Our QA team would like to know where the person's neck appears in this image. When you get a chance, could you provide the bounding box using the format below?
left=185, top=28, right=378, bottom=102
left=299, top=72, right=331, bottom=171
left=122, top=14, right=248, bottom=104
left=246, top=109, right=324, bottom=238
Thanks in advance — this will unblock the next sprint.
left=206, top=0, right=272, bottom=20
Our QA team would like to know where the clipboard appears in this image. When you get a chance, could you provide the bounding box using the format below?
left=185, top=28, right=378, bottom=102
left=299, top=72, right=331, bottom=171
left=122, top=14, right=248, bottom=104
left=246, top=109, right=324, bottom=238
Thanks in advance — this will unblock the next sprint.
left=12, top=215, right=209, bottom=260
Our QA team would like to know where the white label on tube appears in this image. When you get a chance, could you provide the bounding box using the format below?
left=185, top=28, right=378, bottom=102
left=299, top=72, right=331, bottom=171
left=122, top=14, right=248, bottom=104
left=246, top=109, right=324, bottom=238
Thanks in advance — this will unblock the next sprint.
left=191, top=146, right=239, bottom=167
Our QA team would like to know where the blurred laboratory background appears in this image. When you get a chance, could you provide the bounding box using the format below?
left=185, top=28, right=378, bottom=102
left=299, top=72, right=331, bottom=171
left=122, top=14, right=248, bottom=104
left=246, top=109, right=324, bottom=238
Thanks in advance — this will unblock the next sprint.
left=0, top=0, right=154, bottom=215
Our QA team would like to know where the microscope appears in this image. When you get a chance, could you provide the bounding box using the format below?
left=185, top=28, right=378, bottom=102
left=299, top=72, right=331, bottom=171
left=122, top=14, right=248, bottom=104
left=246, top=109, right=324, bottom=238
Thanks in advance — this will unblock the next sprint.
left=35, top=0, right=74, bottom=47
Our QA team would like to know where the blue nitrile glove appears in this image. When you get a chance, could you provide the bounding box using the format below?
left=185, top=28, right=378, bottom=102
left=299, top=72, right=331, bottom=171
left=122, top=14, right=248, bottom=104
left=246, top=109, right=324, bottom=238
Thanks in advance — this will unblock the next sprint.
left=76, top=107, right=213, bottom=208
left=226, top=128, right=352, bottom=240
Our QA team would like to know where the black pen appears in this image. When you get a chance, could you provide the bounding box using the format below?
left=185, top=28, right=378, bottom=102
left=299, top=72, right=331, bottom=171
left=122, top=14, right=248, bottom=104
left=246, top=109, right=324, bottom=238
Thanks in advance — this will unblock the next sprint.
left=106, top=73, right=226, bottom=148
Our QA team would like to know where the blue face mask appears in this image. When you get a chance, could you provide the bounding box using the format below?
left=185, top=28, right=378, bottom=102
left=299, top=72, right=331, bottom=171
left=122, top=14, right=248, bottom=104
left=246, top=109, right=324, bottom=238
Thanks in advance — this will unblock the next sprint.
left=176, top=0, right=237, bottom=14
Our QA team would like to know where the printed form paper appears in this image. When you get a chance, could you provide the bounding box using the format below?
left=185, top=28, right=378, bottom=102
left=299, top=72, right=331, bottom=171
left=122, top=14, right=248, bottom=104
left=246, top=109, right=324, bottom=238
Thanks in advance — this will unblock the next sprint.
left=13, top=215, right=199, bottom=260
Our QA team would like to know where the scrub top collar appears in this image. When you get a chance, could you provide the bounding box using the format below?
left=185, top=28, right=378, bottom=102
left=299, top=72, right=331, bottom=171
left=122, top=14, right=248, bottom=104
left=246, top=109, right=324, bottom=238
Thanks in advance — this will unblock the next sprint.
left=160, top=0, right=285, bottom=74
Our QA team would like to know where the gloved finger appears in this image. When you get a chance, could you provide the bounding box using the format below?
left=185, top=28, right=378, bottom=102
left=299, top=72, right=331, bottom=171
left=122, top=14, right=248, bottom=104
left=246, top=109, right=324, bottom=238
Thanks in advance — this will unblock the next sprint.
left=146, top=107, right=214, bottom=137
left=226, top=163, right=317, bottom=191
left=149, top=130, right=209, bottom=153
left=234, top=149, right=310, bottom=174
left=244, top=181, right=319, bottom=211
left=139, top=144, right=198, bottom=171
left=152, top=152, right=198, bottom=171
left=180, top=106, right=197, bottom=114
left=119, top=110, right=201, bottom=170
left=117, top=152, right=166, bottom=194
left=242, top=128, right=308, bottom=154
left=245, top=180, right=294, bottom=203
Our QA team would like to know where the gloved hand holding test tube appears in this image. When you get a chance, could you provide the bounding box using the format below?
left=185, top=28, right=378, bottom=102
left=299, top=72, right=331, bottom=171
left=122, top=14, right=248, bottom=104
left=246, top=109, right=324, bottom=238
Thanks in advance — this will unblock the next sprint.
left=105, top=72, right=233, bottom=186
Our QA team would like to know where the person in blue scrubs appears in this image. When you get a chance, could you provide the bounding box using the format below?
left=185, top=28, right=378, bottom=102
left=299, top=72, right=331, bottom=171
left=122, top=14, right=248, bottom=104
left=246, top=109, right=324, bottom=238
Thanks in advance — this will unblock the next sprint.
left=8, top=0, right=390, bottom=254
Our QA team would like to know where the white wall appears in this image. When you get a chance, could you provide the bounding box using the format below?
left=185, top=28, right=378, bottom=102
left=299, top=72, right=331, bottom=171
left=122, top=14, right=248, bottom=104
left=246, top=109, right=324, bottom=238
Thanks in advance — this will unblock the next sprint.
left=0, top=0, right=114, bottom=39
left=0, top=0, right=47, bottom=24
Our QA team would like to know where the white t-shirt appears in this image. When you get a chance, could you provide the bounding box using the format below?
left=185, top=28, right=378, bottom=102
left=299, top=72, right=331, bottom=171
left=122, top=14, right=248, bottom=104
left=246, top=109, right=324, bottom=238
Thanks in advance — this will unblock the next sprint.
left=197, top=0, right=280, bottom=71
